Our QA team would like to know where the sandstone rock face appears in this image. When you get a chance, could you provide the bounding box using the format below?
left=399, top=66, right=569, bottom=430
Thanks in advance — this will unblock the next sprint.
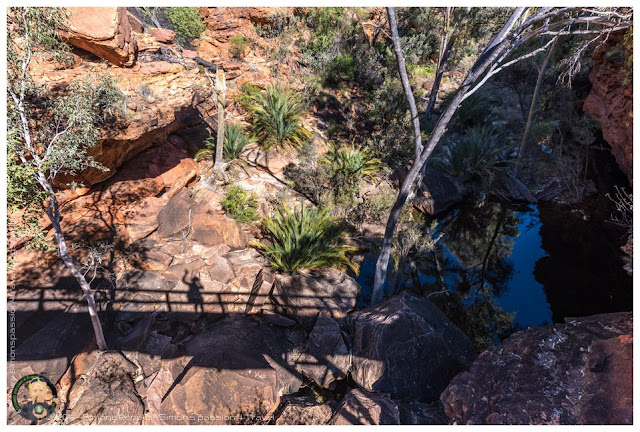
left=583, top=31, right=633, bottom=184
left=145, top=351, right=279, bottom=425
left=330, top=389, right=400, bottom=425
left=157, top=188, right=197, bottom=239
left=441, top=312, right=633, bottom=425
left=275, top=396, right=333, bottom=425
left=148, top=28, right=175, bottom=44
left=350, top=291, right=476, bottom=401
left=273, top=269, right=360, bottom=330
left=144, top=315, right=306, bottom=424
left=60, top=351, right=144, bottom=425
left=296, top=313, right=350, bottom=388
left=61, top=7, right=137, bottom=66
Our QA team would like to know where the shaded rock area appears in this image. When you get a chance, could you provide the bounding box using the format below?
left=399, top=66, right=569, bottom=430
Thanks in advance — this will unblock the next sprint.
left=143, top=315, right=306, bottom=424
left=273, top=269, right=360, bottom=330
left=329, top=389, right=400, bottom=425
left=295, top=313, right=350, bottom=389
left=350, top=291, right=477, bottom=401
left=414, top=169, right=464, bottom=215
left=441, top=312, right=633, bottom=425
left=58, top=351, right=144, bottom=425
left=397, top=401, right=449, bottom=425
left=274, top=396, right=333, bottom=425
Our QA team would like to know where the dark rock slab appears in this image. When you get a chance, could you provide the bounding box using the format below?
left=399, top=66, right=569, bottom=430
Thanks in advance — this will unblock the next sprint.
left=156, top=188, right=196, bottom=239
left=440, top=312, right=632, bottom=425
left=350, top=290, right=476, bottom=401
left=296, top=313, right=349, bottom=389
left=397, top=401, right=449, bottom=425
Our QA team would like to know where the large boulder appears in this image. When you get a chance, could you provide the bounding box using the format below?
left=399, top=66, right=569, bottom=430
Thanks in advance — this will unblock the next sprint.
left=330, top=389, right=400, bottom=425
left=414, top=169, right=463, bottom=215
left=189, top=211, right=248, bottom=249
left=441, top=312, right=633, bottom=425
left=145, top=351, right=279, bottom=425
left=350, top=291, right=476, bottom=401
left=61, top=7, right=137, bottom=66
left=295, top=313, right=350, bottom=389
left=156, top=188, right=196, bottom=239
left=273, top=269, right=360, bottom=330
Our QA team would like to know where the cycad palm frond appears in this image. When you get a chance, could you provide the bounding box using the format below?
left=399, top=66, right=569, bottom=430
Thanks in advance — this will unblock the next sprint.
left=441, top=125, right=512, bottom=178
left=248, top=86, right=311, bottom=151
left=224, top=123, right=252, bottom=160
left=252, top=203, right=358, bottom=274
left=321, top=142, right=383, bottom=181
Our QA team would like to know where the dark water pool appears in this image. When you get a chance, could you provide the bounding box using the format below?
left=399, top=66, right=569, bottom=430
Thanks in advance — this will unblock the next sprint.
left=354, top=198, right=632, bottom=348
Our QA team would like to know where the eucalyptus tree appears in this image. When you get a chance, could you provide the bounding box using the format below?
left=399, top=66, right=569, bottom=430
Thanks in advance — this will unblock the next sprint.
left=7, top=7, right=124, bottom=349
left=371, top=6, right=632, bottom=304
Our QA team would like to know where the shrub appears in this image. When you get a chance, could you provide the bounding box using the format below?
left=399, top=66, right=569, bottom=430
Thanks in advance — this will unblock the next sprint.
left=164, top=7, right=205, bottom=46
left=236, top=83, right=263, bottom=111
left=305, top=7, right=346, bottom=55
left=351, top=187, right=396, bottom=227
left=252, top=203, right=357, bottom=274
left=194, top=135, right=216, bottom=161
left=221, top=185, right=259, bottom=224
left=324, top=53, right=357, bottom=86
left=248, top=86, right=311, bottom=152
left=229, top=35, right=249, bottom=59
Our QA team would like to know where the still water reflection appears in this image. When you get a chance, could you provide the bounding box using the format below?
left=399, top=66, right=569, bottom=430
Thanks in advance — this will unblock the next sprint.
left=355, top=198, right=631, bottom=351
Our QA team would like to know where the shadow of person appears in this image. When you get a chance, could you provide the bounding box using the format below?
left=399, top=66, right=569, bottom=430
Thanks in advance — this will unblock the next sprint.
left=183, top=270, right=204, bottom=313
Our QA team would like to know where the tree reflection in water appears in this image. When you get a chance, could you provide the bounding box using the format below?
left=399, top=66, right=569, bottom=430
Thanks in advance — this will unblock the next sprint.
left=410, top=200, right=533, bottom=351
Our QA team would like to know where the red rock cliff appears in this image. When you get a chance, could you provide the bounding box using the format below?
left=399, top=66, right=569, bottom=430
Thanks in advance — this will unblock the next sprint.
left=583, top=31, right=633, bottom=184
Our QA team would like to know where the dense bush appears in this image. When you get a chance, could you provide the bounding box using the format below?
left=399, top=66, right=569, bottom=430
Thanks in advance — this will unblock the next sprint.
left=324, top=53, right=357, bottom=86
left=248, top=86, right=311, bottom=151
left=252, top=203, right=357, bottom=273
left=229, top=35, right=249, bottom=59
left=221, top=185, right=259, bottom=224
left=164, top=7, right=205, bottom=46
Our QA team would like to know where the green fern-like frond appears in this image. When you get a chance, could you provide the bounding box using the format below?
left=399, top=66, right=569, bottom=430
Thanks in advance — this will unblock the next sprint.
left=248, top=86, right=311, bottom=151
left=252, top=203, right=357, bottom=274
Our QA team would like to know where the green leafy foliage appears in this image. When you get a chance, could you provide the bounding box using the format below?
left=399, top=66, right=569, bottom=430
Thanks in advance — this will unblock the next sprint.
left=252, top=203, right=357, bottom=274
left=229, top=35, right=249, bottom=59
left=223, top=123, right=252, bottom=160
left=164, top=7, right=205, bottom=46
left=321, top=142, right=382, bottom=201
left=304, top=7, right=346, bottom=55
left=436, top=126, right=512, bottom=183
left=324, top=53, right=357, bottom=86
left=247, top=86, right=311, bottom=151
left=194, top=123, right=253, bottom=161
left=221, top=185, right=259, bottom=224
